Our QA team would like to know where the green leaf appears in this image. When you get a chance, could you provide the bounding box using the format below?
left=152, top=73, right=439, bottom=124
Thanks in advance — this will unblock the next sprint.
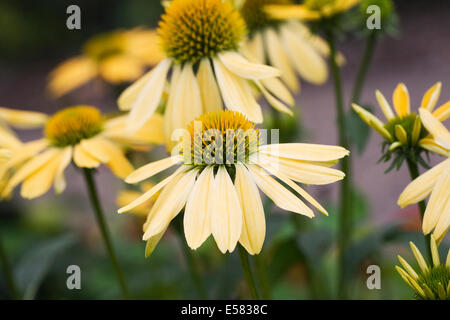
left=346, top=105, right=373, bottom=154
left=14, top=234, right=76, bottom=299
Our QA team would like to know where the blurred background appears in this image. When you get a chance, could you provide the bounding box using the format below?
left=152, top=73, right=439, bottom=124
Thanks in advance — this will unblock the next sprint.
left=0, top=0, right=449, bottom=300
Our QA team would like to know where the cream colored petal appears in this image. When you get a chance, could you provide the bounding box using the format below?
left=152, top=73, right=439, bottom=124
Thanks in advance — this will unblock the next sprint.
left=213, top=58, right=263, bottom=123
left=393, top=83, right=410, bottom=116
left=184, top=166, right=215, bottom=249
left=279, top=25, right=328, bottom=84
left=80, top=137, right=111, bottom=163
left=258, top=143, right=349, bottom=161
left=419, top=138, right=450, bottom=157
left=126, top=155, right=182, bottom=184
left=433, top=101, right=450, bottom=122
left=422, top=166, right=450, bottom=235
left=264, top=28, right=299, bottom=92
left=101, top=140, right=134, bottom=179
left=143, top=169, right=197, bottom=240
left=434, top=207, right=450, bottom=243
left=0, top=126, right=21, bottom=150
left=421, top=82, right=441, bottom=111
left=73, top=144, right=101, bottom=168
left=211, top=166, right=243, bottom=253
left=259, top=77, right=294, bottom=106
left=420, top=109, right=450, bottom=149
left=0, top=139, right=48, bottom=177
left=265, top=5, right=321, bottom=20
left=0, top=149, right=10, bottom=161
left=197, top=58, right=223, bottom=113
left=54, top=147, right=73, bottom=194
left=122, top=59, right=172, bottom=133
left=375, top=90, right=395, bottom=120
left=248, top=164, right=314, bottom=217
left=235, top=164, right=266, bottom=255
left=163, top=65, right=182, bottom=146
left=145, top=229, right=166, bottom=258
left=254, top=80, right=293, bottom=115
left=218, top=51, right=280, bottom=80
left=398, top=158, right=450, bottom=207
left=118, top=167, right=185, bottom=214
left=99, top=55, right=143, bottom=83
left=352, top=103, right=392, bottom=141
left=0, top=107, right=48, bottom=129
left=245, top=32, right=265, bottom=64
left=21, top=149, right=64, bottom=199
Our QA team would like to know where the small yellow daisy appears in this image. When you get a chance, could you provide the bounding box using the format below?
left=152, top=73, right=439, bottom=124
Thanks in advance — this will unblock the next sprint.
left=1, top=106, right=164, bottom=199
left=48, top=28, right=165, bottom=97
left=119, top=0, right=294, bottom=146
left=396, top=235, right=450, bottom=300
left=119, top=110, right=349, bottom=255
left=398, top=109, right=450, bottom=242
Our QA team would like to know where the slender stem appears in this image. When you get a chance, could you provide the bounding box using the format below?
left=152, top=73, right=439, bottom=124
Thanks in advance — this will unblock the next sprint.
left=326, top=30, right=353, bottom=300
left=405, top=159, right=432, bottom=263
left=172, top=216, right=207, bottom=299
left=253, top=254, right=270, bottom=299
left=237, top=244, right=260, bottom=300
left=351, top=32, right=378, bottom=104
left=82, top=168, right=130, bottom=299
left=0, top=237, right=20, bottom=300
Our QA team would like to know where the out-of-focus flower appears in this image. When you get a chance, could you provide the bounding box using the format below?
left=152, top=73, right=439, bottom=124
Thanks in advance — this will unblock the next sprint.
left=0, top=107, right=48, bottom=129
left=265, top=0, right=361, bottom=20
left=119, top=0, right=294, bottom=148
left=1, top=106, right=164, bottom=199
left=352, top=83, right=450, bottom=170
left=119, top=110, right=349, bottom=255
left=234, top=0, right=345, bottom=93
left=398, top=109, right=450, bottom=242
left=395, top=235, right=450, bottom=300
left=48, top=29, right=165, bottom=97
left=116, top=182, right=158, bottom=218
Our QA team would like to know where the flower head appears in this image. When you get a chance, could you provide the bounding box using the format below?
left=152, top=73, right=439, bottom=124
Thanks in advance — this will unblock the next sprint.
left=1, top=106, right=164, bottom=199
left=398, top=109, right=450, bottom=241
left=352, top=82, right=450, bottom=171
left=396, top=235, right=450, bottom=300
left=48, top=29, right=165, bottom=97
left=119, top=110, right=349, bottom=255
left=118, top=0, right=294, bottom=148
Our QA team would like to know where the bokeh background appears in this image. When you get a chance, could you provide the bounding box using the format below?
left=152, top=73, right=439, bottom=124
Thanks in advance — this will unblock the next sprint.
left=0, top=0, right=449, bottom=299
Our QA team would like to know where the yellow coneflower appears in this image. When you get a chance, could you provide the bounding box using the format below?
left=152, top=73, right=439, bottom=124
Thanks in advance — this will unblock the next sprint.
left=48, top=28, right=165, bottom=97
left=1, top=106, right=164, bottom=199
left=119, top=0, right=294, bottom=146
left=398, top=109, right=450, bottom=242
left=265, top=0, right=362, bottom=20
left=119, top=110, right=349, bottom=255
left=233, top=0, right=346, bottom=92
left=352, top=83, right=450, bottom=170
left=396, top=235, right=450, bottom=300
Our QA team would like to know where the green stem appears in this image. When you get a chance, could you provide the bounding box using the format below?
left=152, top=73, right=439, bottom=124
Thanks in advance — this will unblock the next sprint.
left=237, top=244, right=260, bottom=300
left=0, top=237, right=20, bottom=300
left=351, top=32, right=378, bottom=104
left=82, top=168, right=130, bottom=299
left=326, top=30, right=353, bottom=300
left=405, top=159, right=432, bottom=263
left=172, top=216, right=207, bottom=299
left=253, top=254, right=270, bottom=299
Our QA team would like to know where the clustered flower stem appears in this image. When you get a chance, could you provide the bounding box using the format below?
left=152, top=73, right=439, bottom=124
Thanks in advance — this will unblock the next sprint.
left=237, top=244, right=260, bottom=300
left=82, top=168, right=130, bottom=300
left=405, top=158, right=433, bottom=263
left=0, top=237, right=20, bottom=300
left=325, top=29, right=353, bottom=300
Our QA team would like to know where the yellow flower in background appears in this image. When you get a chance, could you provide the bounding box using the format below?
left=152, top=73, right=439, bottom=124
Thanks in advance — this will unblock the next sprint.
left=398, top=109, right=450, bottom=242
left=395, top=235, right=450, bottom=300
left=234, top=0, right=345, bottom=93
left=48, top=29, right=165, bottom=97
left=1, top=106, right=164, bottom=200
left=116, top=182, right=158, bottom=218
left=119, top=110, right=348, bottom=256
left=119, top=0, right=294, bottom=148
left=352, top=82, right=450, bottom=157
left=0, top=107, right=48, bottom=129
left=265, top=0, right=361, bottom=20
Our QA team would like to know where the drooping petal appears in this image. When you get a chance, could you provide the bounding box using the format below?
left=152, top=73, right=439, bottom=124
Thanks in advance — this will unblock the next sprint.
left=0, top=107, right=48, bottom=129
left=244, top=32, right=265, bottom=64
left=163, top=64, right=181, bottom=146
left=125, top=155, right=183, bottom=184
left=420, top=109, right=450, bottom=149
left=184, top=166, right=215, bottom=249
left=254, top=80, right=293, bottom=115
left=73, top=144, right=101, bottom=168
left=393, top=83, right=410, bottom=117
left=258, top=143, right=349, bottom=161
left=235, top=164, right=266, bottom=255
left=197, top=58, right=223, bottom=113
left=80, top=137, right=111, bottom=163
left=145, top=229, right=167, bottom=258
left=100, top=140, right=134, bottom=179
left=218, top=51, right=280, bottom=80
left=211, top=166, right=243, bottom=253
left=54, top=147, right=73, bottom=194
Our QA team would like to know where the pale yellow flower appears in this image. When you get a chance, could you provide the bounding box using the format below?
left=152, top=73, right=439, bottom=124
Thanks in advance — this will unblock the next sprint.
left=352, top=82, right=450, bottom=156
left=0, top=107, right=48, bottom=129
left=118, top=0, right=294, bottom=148
left=234, top=0, right=345, bottom=93
left=118, top=110, right=349, bottom=255
left=398, top=109, right=450, bottom=242
left=1, top=106, right=164, bottom=200
left=395, top=235, right=450, bottom=300
left=265, top=0, right=362, bottom=20
left=116, top=182, right=158, bottom=218
left=48, top=29, right=165, bottom=97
